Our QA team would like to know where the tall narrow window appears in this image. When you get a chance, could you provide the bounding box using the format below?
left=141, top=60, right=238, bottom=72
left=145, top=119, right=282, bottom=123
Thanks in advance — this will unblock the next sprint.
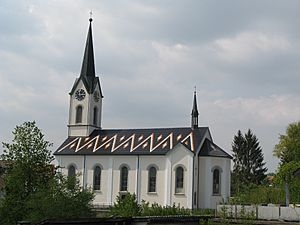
left=75, top=106, right=83, bottom=123
left=93, top=166, right=101, bottom=190
left=68, top=165, right=76, bottom=177
left=213, top=169, right=220, bottom=195
left=148, top=167, right=157, bottom=193
left=120, top=166, right=128, bottom=191
left=93, top=107, right=98, bottom=125
left=175, top=166, right=184, bottom=193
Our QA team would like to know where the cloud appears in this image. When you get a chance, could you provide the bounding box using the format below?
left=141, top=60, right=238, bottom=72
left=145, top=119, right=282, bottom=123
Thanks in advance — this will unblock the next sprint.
left=211, top=95, right=300, bottom=126
left=213, top=31, right=290, bottom=62
left=1, top=0, right=300, bottom=173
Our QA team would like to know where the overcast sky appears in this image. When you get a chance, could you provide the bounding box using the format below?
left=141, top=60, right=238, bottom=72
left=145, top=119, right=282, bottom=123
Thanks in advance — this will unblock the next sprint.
left=1, top=0, right=300, bottom=172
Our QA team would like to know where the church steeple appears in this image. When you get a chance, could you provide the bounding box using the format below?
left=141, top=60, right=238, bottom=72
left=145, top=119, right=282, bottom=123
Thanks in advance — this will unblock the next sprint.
left=191, top=90, right=199, bottom=129
left=80, top=18, right=95, bottom=78
left=68, top=18, right=103, bottom=137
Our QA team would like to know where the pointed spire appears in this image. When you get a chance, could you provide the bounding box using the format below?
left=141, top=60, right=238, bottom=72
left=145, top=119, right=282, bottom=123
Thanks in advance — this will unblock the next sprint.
left=80, top=18, right=95, bottom=78
left=191, top=88, right=199, bottom=129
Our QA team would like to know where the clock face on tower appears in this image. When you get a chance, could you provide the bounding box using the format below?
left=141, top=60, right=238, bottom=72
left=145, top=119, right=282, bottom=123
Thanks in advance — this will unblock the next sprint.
left=93, top=91, right=100, bottom=102
left=75, top=89, right=86, bottom=101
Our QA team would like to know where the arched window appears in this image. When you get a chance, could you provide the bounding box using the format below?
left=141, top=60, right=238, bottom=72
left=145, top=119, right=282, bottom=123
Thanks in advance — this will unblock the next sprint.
left=120, top=166, right=128, bottom=191
left=75, top=105, right=83, bottom=123
left=175, top=166, right=184, bottom=193
left=148, top=166, right=157, bottom=193
left=68, top=165, right=76, bottom=177
left=93, top=107, right=98, bottom=125
left=213, top=169, right=220, bottom=195
left=93, top=166, right=101, bottom=190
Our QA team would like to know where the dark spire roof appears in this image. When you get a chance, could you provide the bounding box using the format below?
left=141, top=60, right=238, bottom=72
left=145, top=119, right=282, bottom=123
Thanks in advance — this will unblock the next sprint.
left=80, top=18, right=95, bottom=78
left=191, top=90, right=199, bottom=129
left=191, top=91, right=199, bottom=117
left=70, top=18, right=103, bottom=96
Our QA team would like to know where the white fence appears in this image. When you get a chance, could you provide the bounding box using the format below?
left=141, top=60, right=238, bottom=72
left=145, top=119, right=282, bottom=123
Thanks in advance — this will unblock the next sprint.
left=217, top=204, right=300, bottom=222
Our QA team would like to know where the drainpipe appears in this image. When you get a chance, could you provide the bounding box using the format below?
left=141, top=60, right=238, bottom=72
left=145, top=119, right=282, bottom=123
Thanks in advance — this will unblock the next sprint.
left=136, top=155, right=141, bottom=203
left=83, top=155, right=87, bottom=189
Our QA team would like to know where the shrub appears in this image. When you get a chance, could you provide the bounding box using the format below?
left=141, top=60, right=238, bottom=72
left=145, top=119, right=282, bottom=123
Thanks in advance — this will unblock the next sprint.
left=109, top=193, right=141, bottom=217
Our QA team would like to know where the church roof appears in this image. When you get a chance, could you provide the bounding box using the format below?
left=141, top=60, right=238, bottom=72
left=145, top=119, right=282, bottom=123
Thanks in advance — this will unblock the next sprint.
left=54, top=127, right=219, bottom=156
left=199, top=138, right=233, bottom=159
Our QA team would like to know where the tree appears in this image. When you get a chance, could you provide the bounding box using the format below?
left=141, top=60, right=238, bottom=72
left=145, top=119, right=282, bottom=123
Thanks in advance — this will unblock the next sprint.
left=0, top=121, right=54, bottom=224
left=0, top=121, right=95, bottom=225
left=274, top=121, right=300, bottom=164
left=273, top=121, right=300, bottom=204
left=231, top=130, right=245, bottom=193
left=25, top=174, right=94, bottom=224
left=231, top=129, right=267, bottom=193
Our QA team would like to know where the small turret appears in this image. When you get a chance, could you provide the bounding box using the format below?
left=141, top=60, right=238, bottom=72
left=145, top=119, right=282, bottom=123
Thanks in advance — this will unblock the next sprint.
left=191, top=90, right=199, bottom=129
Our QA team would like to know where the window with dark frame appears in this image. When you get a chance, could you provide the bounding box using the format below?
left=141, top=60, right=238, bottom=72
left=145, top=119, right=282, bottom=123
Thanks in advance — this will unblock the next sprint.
left=93, top=107, right=98, bottom=125
left=120, top=166, right=128, bottom=191
left=68, top=165, right=76, bottom=177
left=175, top=166, right=184, bottom=193
left=213, top=169, right=220, bottom=195
left=75, top=105, right=83, bottom=123
left=148, top=166, right=157, bottom=193
left=93, top=166, right=101, bottom=190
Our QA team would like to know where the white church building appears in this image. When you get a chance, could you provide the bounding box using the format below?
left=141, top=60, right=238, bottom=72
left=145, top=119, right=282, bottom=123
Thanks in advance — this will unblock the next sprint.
left=54, top=19, right=232, bottom=209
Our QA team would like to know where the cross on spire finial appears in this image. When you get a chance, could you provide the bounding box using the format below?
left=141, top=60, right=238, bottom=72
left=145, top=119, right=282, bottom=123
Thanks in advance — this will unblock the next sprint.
left=89, top=11, right=93, bottom=22
left=194, top=85, right=197, bottom=94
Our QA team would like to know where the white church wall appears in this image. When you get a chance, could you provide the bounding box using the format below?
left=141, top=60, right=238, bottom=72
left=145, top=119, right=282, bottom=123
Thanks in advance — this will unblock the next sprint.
left=88, top=84, right=102, bottom=129
left=198, top=157, right=211, bottom=209
left=139, top=156, right=166, bottom=206
left=57, top=148, right=230, bottom=209
left=193, top=130, right=213, bottom=208
left=168, top=144, right=194, bottom=209
left=58, top=155, right=84, bottom=186
left=111, top=156, right=137, bottom=203
left=85, top=155, right=111, bottom=206
left=198, top=157, right=231, bottom=209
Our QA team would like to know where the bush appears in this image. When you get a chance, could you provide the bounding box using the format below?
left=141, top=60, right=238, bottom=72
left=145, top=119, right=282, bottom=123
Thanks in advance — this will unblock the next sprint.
left=233, top=184, right=285, bottom=205
left=110, top=192, right=215, bottom=217
left=109, top=193, right=141, bottom=217
left=141, top=201, right=191, bottom=216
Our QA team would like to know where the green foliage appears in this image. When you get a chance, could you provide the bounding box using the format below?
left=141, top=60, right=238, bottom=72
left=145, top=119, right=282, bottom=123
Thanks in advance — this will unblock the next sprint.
left=141, top=201, right=191, bottom=216
left=219, top=204, right=230, bottom=225
left=274, top=161, right=300, bottom=203
left=273, top=121, right=300, bottom=204
left=25, top=174, right=95, bottom=224
left=232, top=129, right=267, bottom=194
left=233, top=184, right=285, bottom=205
left=0, top=121, right=54, bottom=224
left=191, top=208, right=214, bottom=216
left=274, top=121, right=300, bottom=163
left=239, top=205, right=255, bottom=225
left=109, top=192, right=214, bottom=217
left=109, top=192, right=141, bottom=217
left=0, top=121, right=95, bottom=225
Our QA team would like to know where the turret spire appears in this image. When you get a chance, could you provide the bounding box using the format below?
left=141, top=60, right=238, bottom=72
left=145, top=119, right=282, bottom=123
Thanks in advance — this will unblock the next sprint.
left=191, top=88, right=199, bottom=129
left=80, top=18, right=95, bottom=78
